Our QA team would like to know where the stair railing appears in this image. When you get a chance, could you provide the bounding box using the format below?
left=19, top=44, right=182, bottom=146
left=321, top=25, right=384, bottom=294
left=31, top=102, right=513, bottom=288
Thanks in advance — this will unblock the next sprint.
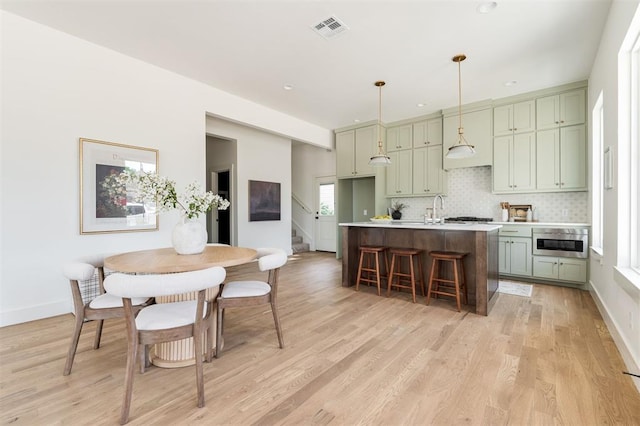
left=292, top=192, right=313, bottom=214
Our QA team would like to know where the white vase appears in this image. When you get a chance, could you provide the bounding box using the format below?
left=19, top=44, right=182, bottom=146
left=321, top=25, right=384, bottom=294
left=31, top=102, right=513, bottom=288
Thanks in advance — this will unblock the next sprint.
left=171, top=216, right=208, bottom=255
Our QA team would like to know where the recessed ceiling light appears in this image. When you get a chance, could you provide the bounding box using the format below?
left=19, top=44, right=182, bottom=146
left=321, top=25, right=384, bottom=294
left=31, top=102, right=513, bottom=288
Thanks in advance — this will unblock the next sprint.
left=417, top=103, right=426, bottom=107
left=504, top=80, right=518, bottom=86
left=477, top=1, right=497, bottom=14
left=283, top=84, right=293, bottom=90
left=354, top=119, right=361, bottom=123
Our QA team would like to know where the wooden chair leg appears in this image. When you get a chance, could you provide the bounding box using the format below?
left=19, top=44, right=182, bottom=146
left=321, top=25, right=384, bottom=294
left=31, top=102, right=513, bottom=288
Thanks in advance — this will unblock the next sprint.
left=409, top=255, right=417, bottom=303
left=93, top=319, right=104, bottom=349
left=453, top=259, right=462, bottom=312
left=120, top=338, right=138, bottom=425
left=271, top=301, right=285, bottom=349
left=374, top=253, right=382, bottom=296
left=215, top=305, right=224, bottom=358
left=355, top=251, right=365, bottom=291
left=194, top=325, right=205, bottom=408
left=386, top=255, right=397, bottom=297
left=63, top=314, right=85, bottom=376
left=205, top=314, right=214, bottom=363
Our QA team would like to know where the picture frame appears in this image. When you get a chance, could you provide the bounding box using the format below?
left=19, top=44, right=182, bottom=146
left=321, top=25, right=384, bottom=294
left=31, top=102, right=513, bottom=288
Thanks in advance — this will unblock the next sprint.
left=249, top=180, right=281, bottom=221
left=79, top=138, right=159, bottom=234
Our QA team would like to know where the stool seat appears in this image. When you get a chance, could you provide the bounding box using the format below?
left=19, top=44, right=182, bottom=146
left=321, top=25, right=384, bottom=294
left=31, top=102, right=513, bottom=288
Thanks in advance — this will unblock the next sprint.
left=387, top=248, right=424, bottom=303
left=426, top=251, right=468, bottom=312
left=356, top=246, right=389, bottom=296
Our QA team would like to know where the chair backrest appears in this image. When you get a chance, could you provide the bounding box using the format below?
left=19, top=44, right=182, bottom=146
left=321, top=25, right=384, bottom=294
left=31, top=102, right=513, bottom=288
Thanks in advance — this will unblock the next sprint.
left=63, top=257, right=107, bottom=309
left=256, top=248, right=288, bottom=272
left=104, top=266, right=226, bottom=299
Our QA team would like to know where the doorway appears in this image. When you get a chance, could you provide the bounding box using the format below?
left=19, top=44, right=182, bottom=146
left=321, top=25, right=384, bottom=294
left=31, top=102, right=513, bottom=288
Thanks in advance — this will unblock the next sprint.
left=208, top=169, right=231, bottom=245
left=314, top=176, right=337, bottom=252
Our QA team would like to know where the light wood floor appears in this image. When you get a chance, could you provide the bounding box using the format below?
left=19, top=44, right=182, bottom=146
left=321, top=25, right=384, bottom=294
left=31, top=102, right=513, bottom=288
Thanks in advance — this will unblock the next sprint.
left=1, top=252, right=639, bottom=425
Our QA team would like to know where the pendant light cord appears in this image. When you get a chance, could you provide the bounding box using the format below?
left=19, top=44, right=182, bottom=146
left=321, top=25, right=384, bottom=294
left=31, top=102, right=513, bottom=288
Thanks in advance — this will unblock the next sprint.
left=458, top=58, right=462, bottom=135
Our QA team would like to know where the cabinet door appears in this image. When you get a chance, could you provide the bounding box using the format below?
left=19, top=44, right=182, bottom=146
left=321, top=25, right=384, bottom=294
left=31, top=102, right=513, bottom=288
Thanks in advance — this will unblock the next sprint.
left=512, top=133, right=536, bottom=191
left=536, top=129, right=560, bottom=190
left=498, top=237, right=511, bottom=274
left=425, top=145, right=445, bottom=193
left=558, top=258, right=587, bottom=282
left=413, top=118, right=443, bottom=148
left=536, top=95, right=560, bottom=130
left=413, top=146, right=445, bottom=195
left=512, top=100, right=536, bottom=133
left=493, top=105, right=513, bottom=137
left=354, top=125, right=378, bottom=177
left=387, top=124, right=412, bottom=151
left=336, top=130, right=355, bottom=178
left=443, top=108, right=492, bottom=170
left=386, top=150, right=412, bottom=195
left=509, top=237, right=532, bottom=276
left=493, top=135, right=513, bottom=192
left=560, top=125, right=586, bottom=190
left=533, top=256, right=558, bottom=279
left=559, top=90, right=586, bottom=127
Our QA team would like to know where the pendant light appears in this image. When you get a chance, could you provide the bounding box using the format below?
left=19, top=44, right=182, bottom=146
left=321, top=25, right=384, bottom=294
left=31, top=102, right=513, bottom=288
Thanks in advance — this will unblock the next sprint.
left=446, top=54, right=476, bottom=159
left=369, top=80, right=391, bottom=166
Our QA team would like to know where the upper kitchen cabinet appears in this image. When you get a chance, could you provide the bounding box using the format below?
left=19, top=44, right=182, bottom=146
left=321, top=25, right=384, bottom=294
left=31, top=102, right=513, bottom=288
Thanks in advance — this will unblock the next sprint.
left=536, top=125, right=587, bottom=191
left=412, top=117, right=442, bottom=148
left=336, top=124, right=382, bottom=178
left=536, top=89, right=586, bottom=130
left=443, top=103, right=493, bottom=170
left=493, top=100, right=535, bottom=136
left=387, top=124, right=412, bottom=151
left=413, top=145, right=447, bottom=195
left=386, top=150, right=413, bottom=196
left=493, top=133, right=536, bottom=193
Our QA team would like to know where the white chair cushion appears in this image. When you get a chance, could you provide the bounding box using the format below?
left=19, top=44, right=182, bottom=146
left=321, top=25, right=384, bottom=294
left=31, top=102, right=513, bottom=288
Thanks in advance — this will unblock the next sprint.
left=135, top=300, right=207, bottom=331
left=88, top=293, right=148, bottom=309
left=221, top=281, right=271, bottom=298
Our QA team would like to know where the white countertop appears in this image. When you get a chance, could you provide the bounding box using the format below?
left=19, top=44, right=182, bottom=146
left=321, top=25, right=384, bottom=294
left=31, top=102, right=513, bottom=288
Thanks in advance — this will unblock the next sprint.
left=339, top=221, right=502, bottom=232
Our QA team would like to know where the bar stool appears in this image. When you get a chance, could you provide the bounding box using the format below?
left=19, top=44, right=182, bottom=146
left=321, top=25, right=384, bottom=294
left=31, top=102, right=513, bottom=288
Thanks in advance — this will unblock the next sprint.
left=355, top=246, right=389, bottom=296
left=426, top=251, right=468, bottom=312
left=386, top=248, right=424, bottom=303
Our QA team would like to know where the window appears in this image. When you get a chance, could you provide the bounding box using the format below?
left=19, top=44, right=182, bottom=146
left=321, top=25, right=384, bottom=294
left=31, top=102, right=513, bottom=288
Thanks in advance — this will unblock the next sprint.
left=592, top=91, right=604, bottom=255
left=618, top=7, right=640, bottom=274
left=318, top=183, right=335, bottom=216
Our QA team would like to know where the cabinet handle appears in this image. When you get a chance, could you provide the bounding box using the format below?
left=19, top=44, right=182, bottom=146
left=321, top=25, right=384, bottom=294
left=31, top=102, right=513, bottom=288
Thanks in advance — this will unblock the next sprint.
left=555, top=121, right=560, bottom=124
left=513, top=128, right=518, bottom=131
left=555, top=182, right=559, bottom=186
left=560, top=182, right=564, bottom=186
left=560, top=120, right=565, bottom=123
left=513, top=185, right=517, bottom=188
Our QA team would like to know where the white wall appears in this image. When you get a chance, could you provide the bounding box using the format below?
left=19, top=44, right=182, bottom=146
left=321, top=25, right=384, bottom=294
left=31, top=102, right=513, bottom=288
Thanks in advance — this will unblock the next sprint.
left=0, top=11, right=332, bottom=326
left=206, top=117, right=293, bottom=253
left=291, top=143, right=336, bottom=248
left=587, top=0, right=640, bottom=382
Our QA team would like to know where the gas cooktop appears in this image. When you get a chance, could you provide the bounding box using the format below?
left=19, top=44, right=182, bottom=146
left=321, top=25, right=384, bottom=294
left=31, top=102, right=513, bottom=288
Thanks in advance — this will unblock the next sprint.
left=445, top=216, right=494, bottom=223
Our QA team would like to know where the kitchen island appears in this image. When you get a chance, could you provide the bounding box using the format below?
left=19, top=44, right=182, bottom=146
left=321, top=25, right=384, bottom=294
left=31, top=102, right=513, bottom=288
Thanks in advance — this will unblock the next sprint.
left=339, top=221, right=501, bottom=315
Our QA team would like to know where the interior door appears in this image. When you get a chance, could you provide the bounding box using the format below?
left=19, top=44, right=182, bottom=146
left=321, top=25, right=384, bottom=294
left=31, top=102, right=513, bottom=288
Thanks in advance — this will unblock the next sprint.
left=209, top=171, right=219, bottom=243
left=315, top=176, right=336, bottom=252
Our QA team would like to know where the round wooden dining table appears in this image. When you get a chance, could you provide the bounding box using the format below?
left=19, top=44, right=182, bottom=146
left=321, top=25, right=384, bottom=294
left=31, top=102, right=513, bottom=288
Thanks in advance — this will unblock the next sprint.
left=105, top=245, right=257, bottom=368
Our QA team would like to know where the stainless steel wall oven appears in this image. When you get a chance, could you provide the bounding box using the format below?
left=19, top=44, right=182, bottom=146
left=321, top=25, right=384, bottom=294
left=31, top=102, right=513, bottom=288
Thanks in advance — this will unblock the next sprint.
left=533, top=228, right=589, bottom=258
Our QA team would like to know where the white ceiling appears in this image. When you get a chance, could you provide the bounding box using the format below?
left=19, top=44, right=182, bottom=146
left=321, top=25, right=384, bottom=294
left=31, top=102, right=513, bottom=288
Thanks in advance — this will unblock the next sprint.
left=1, top=0, right=611, bottom=130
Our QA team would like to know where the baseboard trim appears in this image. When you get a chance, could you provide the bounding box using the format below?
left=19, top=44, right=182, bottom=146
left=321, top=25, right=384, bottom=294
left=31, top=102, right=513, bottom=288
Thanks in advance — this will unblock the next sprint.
left=0, top=300, right=69, bottom=327
left=589, top=280, right=640, bottom=393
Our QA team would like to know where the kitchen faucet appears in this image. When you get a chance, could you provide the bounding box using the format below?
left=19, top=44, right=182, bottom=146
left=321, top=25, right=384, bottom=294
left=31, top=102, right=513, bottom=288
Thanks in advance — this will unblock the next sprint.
left=432, top=194, right=445, bottom=224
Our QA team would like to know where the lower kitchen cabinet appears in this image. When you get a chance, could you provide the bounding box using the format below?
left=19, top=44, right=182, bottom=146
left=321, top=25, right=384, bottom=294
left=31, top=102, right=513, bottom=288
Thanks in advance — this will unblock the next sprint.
left=532, top=256, right=587, bottom=283
left=499, top=236, right=532, bottom=276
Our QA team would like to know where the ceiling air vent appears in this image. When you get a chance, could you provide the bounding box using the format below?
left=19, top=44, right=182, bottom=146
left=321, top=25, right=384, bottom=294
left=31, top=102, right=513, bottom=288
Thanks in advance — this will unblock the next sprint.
left=312, top=16, right=349, bottom=40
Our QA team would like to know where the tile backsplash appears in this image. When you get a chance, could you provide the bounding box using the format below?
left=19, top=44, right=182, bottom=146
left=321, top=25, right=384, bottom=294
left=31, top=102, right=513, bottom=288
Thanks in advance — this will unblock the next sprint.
left=391, top=166, right=588, bottom=223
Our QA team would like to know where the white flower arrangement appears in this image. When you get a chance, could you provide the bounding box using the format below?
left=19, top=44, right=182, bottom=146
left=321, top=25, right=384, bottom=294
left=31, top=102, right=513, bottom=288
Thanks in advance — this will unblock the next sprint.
left=103, top=170, right=230, bottom=219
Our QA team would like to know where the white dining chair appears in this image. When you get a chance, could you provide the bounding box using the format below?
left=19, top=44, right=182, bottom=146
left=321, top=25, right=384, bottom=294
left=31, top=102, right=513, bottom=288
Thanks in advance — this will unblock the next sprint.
left=62, top=255, right=151, bottom=376
left=215, top=248, right=287, bottom=358
left=104, top=266, right=226, bottom=425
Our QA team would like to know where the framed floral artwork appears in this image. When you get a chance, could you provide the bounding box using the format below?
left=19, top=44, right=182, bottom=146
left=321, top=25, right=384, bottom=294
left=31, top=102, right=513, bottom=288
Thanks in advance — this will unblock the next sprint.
left=79, top=138, right=159, bottom=234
